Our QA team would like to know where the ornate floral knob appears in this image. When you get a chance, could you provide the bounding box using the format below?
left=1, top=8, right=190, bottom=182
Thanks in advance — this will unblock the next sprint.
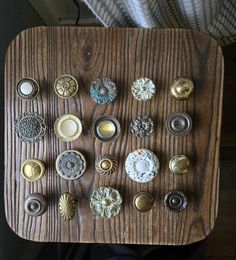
left=90, top=77, right=117, bottom=105
left=164, top=190, right=188, bottom=213
left=90, top=186, right=122, bottom=218
left=95, top=154, right=117, bottom=175
left=169, top=155, right=190, bottom=175
left=130, top=115, right=154, bottom=138
left=170, top=77, right=194, bottom=100
left=131, top=77, right=156, bottom=101
left=59, top=192, right=76, bottom=221
left=24, top=193, right=47, bottom=216
left=54, top=74, right=78, bottom=98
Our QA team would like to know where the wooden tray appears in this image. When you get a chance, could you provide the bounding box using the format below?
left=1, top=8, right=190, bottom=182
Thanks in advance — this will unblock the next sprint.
left=4, top=27, right=223, bottom=244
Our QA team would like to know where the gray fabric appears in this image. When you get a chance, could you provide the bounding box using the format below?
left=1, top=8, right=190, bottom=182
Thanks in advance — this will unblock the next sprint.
left=84, top=0, right=236, bottom=45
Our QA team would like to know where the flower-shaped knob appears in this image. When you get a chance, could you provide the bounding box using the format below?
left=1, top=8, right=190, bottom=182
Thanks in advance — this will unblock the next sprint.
left=131, top=77, right=156, bottom=101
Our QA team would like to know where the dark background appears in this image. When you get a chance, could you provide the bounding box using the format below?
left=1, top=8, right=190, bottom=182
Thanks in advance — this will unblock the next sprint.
left=0, top=1, right=236, bottom=259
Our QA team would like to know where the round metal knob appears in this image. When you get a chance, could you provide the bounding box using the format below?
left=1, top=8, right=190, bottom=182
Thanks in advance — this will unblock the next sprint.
left=164, top=190, right=188, bottom=213
left=133, top=192, right=154, bottom=212
left=95, top=154, right=117, bottom=175
left=130, top=115, right=154, bottom=138
left=54, top=74, right=78, bottom=98
left=16, top=77, right=40, bottom=100
left=169, top=155, right=190, bottom=175
left=170, top=77, right=194, bottom=100
left=21, top=159, right=45, bottom=181
left=24, top=193, right=47, bottom=216
left=132, top=77, right=156, bottom=101
left=166, top=111, right=192, bottom=136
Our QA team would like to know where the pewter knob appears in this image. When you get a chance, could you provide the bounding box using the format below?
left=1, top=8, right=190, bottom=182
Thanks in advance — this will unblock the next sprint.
left=24, top=193, right=47, bottom=216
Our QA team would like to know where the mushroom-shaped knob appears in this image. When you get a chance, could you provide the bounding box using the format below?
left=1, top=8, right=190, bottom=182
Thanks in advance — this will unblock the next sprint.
left=169, top=155, right=190, bottom=175
left=170, top=77, right=194, bottom=100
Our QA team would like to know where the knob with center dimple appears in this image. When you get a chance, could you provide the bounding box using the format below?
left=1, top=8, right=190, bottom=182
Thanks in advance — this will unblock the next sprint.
left=24, top=193, right=47, bottom=216
left=95, top=154, right=117, bottom=175
left=164, top=190, right=188, bottom=213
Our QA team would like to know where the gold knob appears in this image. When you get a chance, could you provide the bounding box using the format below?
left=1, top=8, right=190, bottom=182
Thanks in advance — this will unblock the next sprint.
left=169, top=155, right=190, bottom=175
left=59, top=192, right=76, bottom=221
left=133, top=192, right=154, bottom=212
left=95, top=154, right=117, bottom=175
left=170, top=77, right=194, bottom=100
left=21, top=159, right=45, bottom=181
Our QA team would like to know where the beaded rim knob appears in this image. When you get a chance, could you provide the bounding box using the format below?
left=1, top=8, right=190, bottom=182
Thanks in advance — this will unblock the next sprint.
left=164, top=190, right=188, bottom=213
left=170, top=77, right=194, bottom=100
left=169, top=155, right=190, bottom=175
left=21, top=159, right=45, bottom=181
left=131, top=77, right=156, bottom=101
left=54, top=74, right=78, bottom=98
left=90, top=77, right=117, bottom=105
left=15, top=112, right=47, bottom=143
left=95, top=154, right=118, bottom=175
left=56, top=150, right=86, bottom=180
left=59, top=192, right=76, bottom=221
left=24, top=193, right=47, bottom=217
left=130, top=115, right=154, bottom=138
left=16, top=77, right=39, bottom=101
left=90, top=186, right=122, bottom=218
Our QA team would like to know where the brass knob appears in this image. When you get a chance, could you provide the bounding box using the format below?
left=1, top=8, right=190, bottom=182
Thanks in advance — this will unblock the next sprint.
left=59, top=192, right=76, bottom=221
left=16, top=77, right=40, bottom=101
left=95, top=154, right=117, bottom=175
left=133, top=192, right=154, bottom=212
left=21, top=159, right=45, bottom=181
left=54, top=74, right=78, bottom=98
left=170, top=77, right=194, bottom=100
left=169, top=155, right=190, bottom=175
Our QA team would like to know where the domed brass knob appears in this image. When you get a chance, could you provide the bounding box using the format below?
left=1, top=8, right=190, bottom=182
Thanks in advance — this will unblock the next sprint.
left=95, top=154, right=117, bottom=175
left=133, top=192, right=154, bottom=212
left=170, top=77, right=194, bottom=100
left=21, top=159, right=45, bottom=181
left=169, top=155, right=190, bottom=175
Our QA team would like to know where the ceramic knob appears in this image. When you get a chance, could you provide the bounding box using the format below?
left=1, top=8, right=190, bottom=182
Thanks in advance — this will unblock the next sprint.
left=56, top=150, right=86, bottom=180
left=164, top=190, right=188, bottom=213
left=15, top=112, right=47, bottom=143
left=90, top=77, right=117, bottom=105
left=170, top=77, right=194, bottom=100
left=95, top=154, right=118, bottom=175
left=54, top=114, right=82, bottom=142
left=130, top=115, right=154, bottom=138
left=54, top=74, right=78, bottom=98
left=132, top=77, right=156, bottom=101
left=90, top=186, right=122, bottom=218
left=24, top=193, right=47, bottom=216
left=59, top=192, right=76, bottom=221
left=166, top=111, right=192, bottom=136
left=16, top=77, right=39, bottom=101
left=125, top=148, right=160, bottom=183
left=93, top=115, right=121, bottom=142
left=169, top=155, right=190, bottom=175
left=21, top=159, right=45, bottom=181
left=133, top=192, right=154, bottom=212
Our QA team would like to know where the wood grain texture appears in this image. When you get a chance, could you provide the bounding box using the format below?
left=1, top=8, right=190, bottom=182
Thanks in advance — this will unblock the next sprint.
left=4, top=27, right=223, bottom=244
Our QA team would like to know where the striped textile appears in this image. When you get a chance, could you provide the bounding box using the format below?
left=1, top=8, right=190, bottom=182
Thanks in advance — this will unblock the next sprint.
left=84, top=0, right=236, bottom=45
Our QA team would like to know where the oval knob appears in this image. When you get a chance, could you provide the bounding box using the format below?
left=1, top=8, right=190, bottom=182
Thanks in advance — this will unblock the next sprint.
left=169, top=155, right=190, bottom=175
left=170, top=77, right=194, bottom=100
left=59, top=192, right=76, bottom=221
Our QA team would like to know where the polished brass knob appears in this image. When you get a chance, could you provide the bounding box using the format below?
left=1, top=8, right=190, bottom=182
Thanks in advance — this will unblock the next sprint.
left=133, top=192, right=154, bottom=212
left=21, top=159, right=45, bottom=181
left=170, top=77, right=194, bottom=100
left=169, top=155, right=190, bottom=175
left=95, top=154, right=117, bottom=175
left=59, top=192, right=76, bottom=220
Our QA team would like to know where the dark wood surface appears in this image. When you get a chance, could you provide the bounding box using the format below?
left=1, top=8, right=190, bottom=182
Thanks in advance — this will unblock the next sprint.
left=4, top=27, right=223, bottom=244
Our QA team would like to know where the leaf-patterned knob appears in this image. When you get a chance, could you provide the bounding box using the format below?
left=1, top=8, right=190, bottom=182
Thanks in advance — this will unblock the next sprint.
left=95, top=154, right=118, bottom=175
left=59, top=192, right=76, bottom=220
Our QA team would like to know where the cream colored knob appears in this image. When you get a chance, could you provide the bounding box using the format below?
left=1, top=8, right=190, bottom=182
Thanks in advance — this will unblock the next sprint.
left=170, top=77, right=194, bottom=100
left=169, top=155, right=190, bottom=175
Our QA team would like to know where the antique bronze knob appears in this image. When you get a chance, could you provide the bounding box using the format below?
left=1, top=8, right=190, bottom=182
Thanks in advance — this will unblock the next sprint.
left=16, top=77, right=39, bottom=101
left=95, top=154, right=117, bottom=175
left=90, top=77, right=117, bottom=105
left=169, top=155, right=190, bottom=175
left=164, top=190, right=188, bottom=213
left=132, top=77, right=156, bottom=101
left=166, top=111, right=192, bottom=136
left=24, top=193, right=47, bottom=216
left=59, top=192, right=76, bottom=221
left=130, top=115, right=154, bottom=138
left=90, top=186, right=122, bottom=218
left=21, top=159, right=45, bottom=181
left=54, top=74, right=78, bottom=98
left=170, top=77, right=194, bottom=100
left=133, top=192, right=154, bottom=212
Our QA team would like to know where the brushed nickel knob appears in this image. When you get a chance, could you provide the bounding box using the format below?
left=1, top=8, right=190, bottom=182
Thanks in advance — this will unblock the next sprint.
left=170, top=77, right=194, bottom=100
left=169, top=155, right=190, bottom=175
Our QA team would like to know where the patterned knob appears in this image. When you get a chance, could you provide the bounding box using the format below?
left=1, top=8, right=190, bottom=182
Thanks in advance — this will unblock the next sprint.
left=95, top=154, right=117, bottom=175
left=170, top=77, right=194, bottom=100
left=164, top=190, right=188, bottom=213
left=54, top=74, right=78, bottom=98
left=130, top=115, right=154, bottom=138
left=131, top=77, right=156, bottom=101
left=16, top=77, right=39, bottom=101
left=59, top=192, right=76, bottom=221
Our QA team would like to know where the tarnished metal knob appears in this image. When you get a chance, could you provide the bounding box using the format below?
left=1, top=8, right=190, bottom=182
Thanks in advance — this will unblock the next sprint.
left=21, top=159, right=45, bottom=181
left=16, top=77, right=39, bottom=101
left=133, top=192, right=154, bottom=212
left=170, top=77, right=194, bottom=100
left=95, top=154, right=118, bottom=175
left=166, top=111, right=192, bottom=136
left=169, top=155, right=190, bottom=175
left=24, top=193, right=47, bottom=216
left=130, top=115, right=154, bottom=138
left=54, top=74, right=78, bottom=98
left=164, top=190, right=188, bottom=213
